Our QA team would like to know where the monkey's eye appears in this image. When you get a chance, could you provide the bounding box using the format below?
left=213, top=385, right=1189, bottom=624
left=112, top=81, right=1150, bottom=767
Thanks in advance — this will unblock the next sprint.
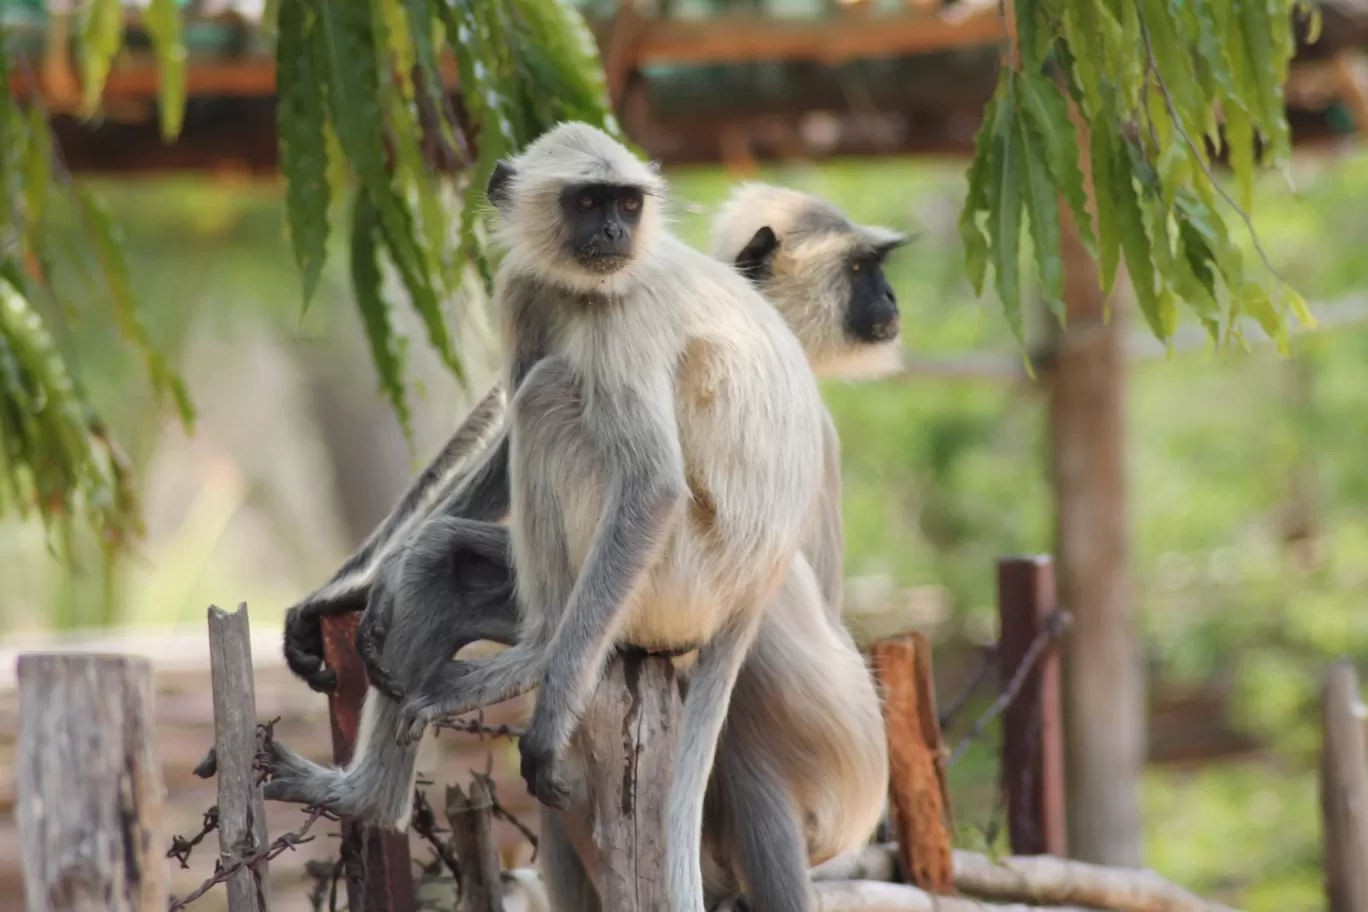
left=850, top=261, right=862, bottom=274
left=621, top=196, right=641, bottom=213
left=577, top=194, right=596, bottom=211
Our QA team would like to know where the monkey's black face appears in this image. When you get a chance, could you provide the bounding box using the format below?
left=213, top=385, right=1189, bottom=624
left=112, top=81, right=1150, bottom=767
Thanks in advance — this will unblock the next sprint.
left=845, top=252, right=900, bottom=343
left=559, top=182, right=644, bottom=273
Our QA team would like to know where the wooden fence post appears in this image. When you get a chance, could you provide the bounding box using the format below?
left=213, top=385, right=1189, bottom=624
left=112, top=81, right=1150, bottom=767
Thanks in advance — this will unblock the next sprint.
left=996, top=556, right=1067, bottom=857
left=1322, top=659, right=1368, bottom=912
left=321, top=613, right=417, bottom=912
left=871, top=632, right=955, bottom=893
left=207, top=603, right=273, bottom=912
left=16, top=653, right=167, bottom=912
left=447, top=776, right=506, bottom=912
left=577, top=651, right=680, bottom=912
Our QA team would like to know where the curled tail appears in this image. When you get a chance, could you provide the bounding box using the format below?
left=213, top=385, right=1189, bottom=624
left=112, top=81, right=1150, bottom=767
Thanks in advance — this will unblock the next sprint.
left=264, top=689, right=422, bottom=830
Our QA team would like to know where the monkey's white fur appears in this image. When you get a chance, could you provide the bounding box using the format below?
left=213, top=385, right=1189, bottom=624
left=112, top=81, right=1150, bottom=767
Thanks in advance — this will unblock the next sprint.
left=494, top=123, right=827, bottom=912
left=712, top=182, right=906, bottom=379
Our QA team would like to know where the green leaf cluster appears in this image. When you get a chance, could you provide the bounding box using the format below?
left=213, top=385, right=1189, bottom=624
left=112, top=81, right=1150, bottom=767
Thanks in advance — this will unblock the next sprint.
left=273, top=0, right=623, bottom=433
left=959, top=0, right=1320, bottom=355
left=0, top=30, right=191, bottom=553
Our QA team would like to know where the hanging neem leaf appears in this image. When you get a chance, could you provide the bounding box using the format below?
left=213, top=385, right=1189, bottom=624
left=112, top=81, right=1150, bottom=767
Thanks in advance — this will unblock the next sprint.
left=959, top=0, right=1317, bottom=351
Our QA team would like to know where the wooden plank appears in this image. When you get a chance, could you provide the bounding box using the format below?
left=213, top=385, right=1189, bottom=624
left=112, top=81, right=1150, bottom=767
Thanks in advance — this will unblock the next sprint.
left=15, top=653, right=167, bottom=912
left=1322, top=660, right=1368, bottom=912
left=1046, top=102, right=1142, bottom=867
left=630, top=10, right=1006, bottom=67
left=576, top=651, right=680, bottom=912
left=320, top=613, right=416, bottom=912
left=871, top=634, right=954, bottom=893
left=447, top=777, right=506, bottom=912
left=996, top=557, right=1066, bottom=857
left=206, top=603, right=272, bottom=912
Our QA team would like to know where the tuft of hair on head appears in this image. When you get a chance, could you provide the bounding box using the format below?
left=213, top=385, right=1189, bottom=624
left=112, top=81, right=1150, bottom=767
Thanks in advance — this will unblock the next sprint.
left=484, top=122, right=670, bottom=295
left=709, top=182, right=913, bottom=381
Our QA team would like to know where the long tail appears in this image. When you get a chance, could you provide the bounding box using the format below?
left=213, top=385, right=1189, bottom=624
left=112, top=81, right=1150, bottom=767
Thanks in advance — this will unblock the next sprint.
left=293, top=384, right=508, bottom=614
left=263, top=689, right=421, bottom=830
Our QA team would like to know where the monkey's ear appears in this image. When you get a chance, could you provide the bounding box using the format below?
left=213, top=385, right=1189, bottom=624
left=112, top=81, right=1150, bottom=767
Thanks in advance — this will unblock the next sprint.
left=734, top=226, right=779, bottom=282
left=874, top=231, right=918, bottom=261
left=487, top=161, right=518, bottom=209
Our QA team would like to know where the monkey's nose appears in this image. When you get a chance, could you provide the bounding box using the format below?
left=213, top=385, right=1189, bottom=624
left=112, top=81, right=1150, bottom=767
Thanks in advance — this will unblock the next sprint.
left=872, top=314, right=901, bottom=340
left=603, top=222, right=623, bottom=241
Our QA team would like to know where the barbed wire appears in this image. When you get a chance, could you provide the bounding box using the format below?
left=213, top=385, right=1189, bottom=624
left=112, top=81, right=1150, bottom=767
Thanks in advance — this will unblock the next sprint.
left=167, top=806, right=334, bottom=911
left=947, top=611, right=1071, bottom=768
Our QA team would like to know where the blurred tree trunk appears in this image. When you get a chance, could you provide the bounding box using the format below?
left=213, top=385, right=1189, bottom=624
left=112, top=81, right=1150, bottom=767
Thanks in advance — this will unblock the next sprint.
left=298, top=332, right=412, bottom=549
left=1045, top=152, right=1143, bottom=866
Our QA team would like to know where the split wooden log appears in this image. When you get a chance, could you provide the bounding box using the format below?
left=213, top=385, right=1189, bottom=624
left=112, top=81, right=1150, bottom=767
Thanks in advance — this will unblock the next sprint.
left=574, top=651, right=681, bottom=912
left=870, top=633, right=955, bottom=893
left=951, top=850, right=1238, bottom=912
left=498, top=843, right=1237, bottom=912
left=816, top=843, right=1239, bottom=912
left=448, top=775, right=507, bottom=912
left=206, top=603, right=272, bottom=912
left=16, top=653, right=168, bottom=912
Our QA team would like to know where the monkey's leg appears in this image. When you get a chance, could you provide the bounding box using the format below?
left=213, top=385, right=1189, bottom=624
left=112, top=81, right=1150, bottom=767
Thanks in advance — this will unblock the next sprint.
left=666, top=609, right=766, bottom=912
left=708, top=732, right=812, bottom=912
left=514, top=361, right=688, bottom=811
left=396, top=641, right=547, bottom=746
left=358, top=518, right=519, bottom=701
left=719, top=564, right=889, bottom=877
left=539, top=806, right=603, bottom=912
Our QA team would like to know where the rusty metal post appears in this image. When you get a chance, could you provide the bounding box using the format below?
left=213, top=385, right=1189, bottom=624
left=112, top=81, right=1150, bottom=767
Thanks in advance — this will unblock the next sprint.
left=321, top=613, right=417, bottom=912
left=996, top=555, right=1067, bottom=856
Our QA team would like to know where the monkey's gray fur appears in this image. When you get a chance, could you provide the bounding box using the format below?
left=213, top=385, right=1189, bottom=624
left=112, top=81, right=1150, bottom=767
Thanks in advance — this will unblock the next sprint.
left=267, top=166, right=908, bottom=911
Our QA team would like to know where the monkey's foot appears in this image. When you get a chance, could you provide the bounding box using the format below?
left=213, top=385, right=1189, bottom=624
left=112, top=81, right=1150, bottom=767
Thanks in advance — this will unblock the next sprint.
left=396, top=697, right=448, bottom=747
left=518, top=725, right=571, bottom=809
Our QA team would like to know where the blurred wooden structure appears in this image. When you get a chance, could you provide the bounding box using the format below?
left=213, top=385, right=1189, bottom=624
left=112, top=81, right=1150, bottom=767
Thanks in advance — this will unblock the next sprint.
left=4, top=0, right=1368, bottom=173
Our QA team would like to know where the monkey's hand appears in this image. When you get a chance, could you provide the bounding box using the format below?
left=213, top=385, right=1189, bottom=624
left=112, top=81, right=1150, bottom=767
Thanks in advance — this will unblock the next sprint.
left=355, top=603, right=405, bottom=702
left=518, top=714, right=572, bottom=809
left=282, top=605, right=337, bottom=693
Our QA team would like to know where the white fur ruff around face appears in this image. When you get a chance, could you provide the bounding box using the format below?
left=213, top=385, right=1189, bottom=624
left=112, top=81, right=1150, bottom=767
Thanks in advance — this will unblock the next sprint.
left=492, top=122, right=671, bottom=298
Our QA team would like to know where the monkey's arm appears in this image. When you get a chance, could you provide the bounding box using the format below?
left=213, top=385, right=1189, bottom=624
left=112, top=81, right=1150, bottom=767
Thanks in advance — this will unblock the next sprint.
left=357, top=516, right=519, bottom=702
left=805, top=411, right=845, bottom=619
left=519, top=372, right=688, bottom=808
left=282, top=384, right=507, bottom=692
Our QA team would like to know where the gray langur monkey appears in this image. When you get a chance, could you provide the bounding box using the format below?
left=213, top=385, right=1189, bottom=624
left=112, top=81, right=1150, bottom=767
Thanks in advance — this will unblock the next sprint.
left=441, top=122, right=828, bottom=912
left=277, top=121, right=831, bottom=912
left=266, top=178, right=910, bottom=912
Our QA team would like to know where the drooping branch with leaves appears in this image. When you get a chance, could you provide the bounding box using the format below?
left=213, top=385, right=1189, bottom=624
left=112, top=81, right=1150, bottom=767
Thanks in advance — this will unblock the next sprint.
left=0, top=0, right=1325, bottom=552
left=959, top=0, right=1320, bottom=358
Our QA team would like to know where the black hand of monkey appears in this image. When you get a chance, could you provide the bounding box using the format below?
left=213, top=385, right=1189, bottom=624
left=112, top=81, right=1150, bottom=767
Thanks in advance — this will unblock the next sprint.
left=282, top=606, right=337, bottom=693
left=518, top=722, right=572, bottom=810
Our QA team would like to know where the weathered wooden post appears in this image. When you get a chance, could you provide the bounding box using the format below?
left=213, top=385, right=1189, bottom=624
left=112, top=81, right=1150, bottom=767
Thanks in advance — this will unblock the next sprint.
left=996, top=556, right=1067, bottom=856
left=576, top=651, right=681, bottom=912
left=207, top=603, right=273, bottom=911
left=871, top=632, right=955, bottom=893
left=448, top=775, right=507, bottom=912
left=1322, top=659, right=1368, bottom=912
left=321, top=613, right=417, bottom=912
left=16, top=653, right=167, bottom=912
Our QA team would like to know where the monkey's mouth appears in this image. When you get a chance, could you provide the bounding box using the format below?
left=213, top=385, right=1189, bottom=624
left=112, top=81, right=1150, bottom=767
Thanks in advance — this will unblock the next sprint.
left=574, top=249, right=632, bottom=274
